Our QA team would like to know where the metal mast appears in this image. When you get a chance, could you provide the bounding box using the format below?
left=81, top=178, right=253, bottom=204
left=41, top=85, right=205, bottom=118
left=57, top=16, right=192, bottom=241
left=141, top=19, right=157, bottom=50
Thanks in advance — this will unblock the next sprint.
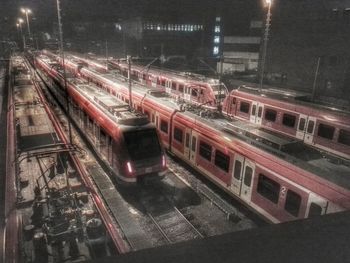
left=259, top=0, right=272, bottom=91
left=56, top=0, right=73, bottom=143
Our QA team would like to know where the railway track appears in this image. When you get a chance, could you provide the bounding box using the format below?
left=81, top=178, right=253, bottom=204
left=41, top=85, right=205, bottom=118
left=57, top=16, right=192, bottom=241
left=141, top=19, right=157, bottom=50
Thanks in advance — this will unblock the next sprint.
left=141, top=191, right=203, bottom=244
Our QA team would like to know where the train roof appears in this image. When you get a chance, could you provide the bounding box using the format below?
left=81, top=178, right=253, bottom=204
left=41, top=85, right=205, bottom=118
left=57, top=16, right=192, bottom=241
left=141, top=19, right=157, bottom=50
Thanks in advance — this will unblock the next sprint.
left=68, top=77, right=150, bottom=127
left=73, top=53, right=225, bottom=88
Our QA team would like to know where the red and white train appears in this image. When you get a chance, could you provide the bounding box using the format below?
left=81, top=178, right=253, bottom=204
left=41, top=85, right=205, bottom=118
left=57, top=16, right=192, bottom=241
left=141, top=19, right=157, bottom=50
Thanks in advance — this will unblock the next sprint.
left=222, top=86, right=350, bottom=159
left=37, top=52, right=350, bottom=223
left=35, top=55, right=167, bottom=184
left=53, top=51, right=229, bottom=110
left=57, top=51, right=350, bottom=159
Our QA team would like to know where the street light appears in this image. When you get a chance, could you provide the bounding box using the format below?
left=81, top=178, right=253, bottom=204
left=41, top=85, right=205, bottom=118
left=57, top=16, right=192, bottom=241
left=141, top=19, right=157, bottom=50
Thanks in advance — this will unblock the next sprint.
left=21, top=8, right=32, bottom=37
left=259, top=0, right=272, bottom=91
left=17, top=18, right=26, bottom=50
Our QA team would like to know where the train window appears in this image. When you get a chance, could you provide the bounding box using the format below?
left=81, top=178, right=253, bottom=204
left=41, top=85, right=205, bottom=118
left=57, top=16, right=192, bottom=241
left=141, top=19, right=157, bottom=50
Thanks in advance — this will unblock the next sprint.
left=174, top=127, right=183, bottom=143
left=179, top=84, right=184, bottom=93
left=257, top=174, right=280, bottom=204
left=265, top=109, right=277, bottom=122
left=171, top=82, right=177, bottom=90
left=214, top=150, right=230, bottom=172
left=244, top=167, right=252, bottom=187
left=191, top=89, right=198, bottom=97
left=191, top=136, right=197, bottom=151
left=282, top=114, right=296, bottom=128
left=199, top=141, right=212, bottom=161
left=233, top=160, right=242, bottom=180
left=123, top=129, right=161, bottom=161
left=161, top=79, right=166, bottom=86
left=308, top=203, right=323, bottom=218
left=252, top=105, right=256, bottom=116
left=298, top=118, right=306, bottom=131
left=185, top=133, right=190, bottom=147
left=307, top=120, right=314, bottom=133
left=284, top=190, right=301, bottom=217
left=151, top=114, right=155, bottom=123
left=258, top=106, right=262, bottom=117
left=160, top=120, right=168, bottom=134
left=338, top=129, right=350, bottom=146
left=317, top=123, right=335, bottom=140
left=239, top=102, right=250, bottom=114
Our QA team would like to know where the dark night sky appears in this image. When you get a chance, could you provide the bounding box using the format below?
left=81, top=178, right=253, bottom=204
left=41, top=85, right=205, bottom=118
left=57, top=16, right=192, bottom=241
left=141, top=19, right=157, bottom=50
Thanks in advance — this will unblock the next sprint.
left=0, top=0, right=261, bottom=36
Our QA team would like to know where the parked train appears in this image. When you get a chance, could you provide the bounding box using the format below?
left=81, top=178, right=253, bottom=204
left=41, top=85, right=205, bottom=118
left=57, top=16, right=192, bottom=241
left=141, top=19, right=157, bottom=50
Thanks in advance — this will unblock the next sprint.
left=53, top=51, right=229, bottom=110
left=222, top=86, right=350, bottom=159
left=50, top=51, right=350, bottom=159
left=36, top=52, right=350, bottom=223
left=34, top=55, right=167, bottom=184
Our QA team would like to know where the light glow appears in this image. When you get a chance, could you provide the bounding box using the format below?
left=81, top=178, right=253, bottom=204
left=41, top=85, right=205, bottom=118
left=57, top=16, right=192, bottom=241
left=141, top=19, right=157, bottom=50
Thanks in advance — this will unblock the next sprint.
left=162, top=155, right=166, bottom=167
left=127, top=161, right=133, bottom=173
left=21, top=8, right=32, bottom=14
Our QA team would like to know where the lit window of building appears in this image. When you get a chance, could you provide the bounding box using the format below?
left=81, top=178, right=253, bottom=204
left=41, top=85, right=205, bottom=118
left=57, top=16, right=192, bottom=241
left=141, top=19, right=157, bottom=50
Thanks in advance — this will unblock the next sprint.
left=213, top=46, right=219, bottom=55
left=216, top=17, right=221, bottom=22
left=215, top=26, right=220, bottom=33
left=214, top=36, right=220, bottom=43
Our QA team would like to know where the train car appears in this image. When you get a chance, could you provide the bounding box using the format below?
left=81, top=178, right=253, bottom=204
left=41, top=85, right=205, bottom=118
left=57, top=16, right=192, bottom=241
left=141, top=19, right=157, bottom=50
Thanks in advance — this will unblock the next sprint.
left=65, top=53, right=228, bottom=110
left=111, top=59, right=228, bottom=109
left=35, top=55, right=167, bottom=184
left=222, top=86, right=350, bottom=159
left=41, top=54, right=350, bottom=223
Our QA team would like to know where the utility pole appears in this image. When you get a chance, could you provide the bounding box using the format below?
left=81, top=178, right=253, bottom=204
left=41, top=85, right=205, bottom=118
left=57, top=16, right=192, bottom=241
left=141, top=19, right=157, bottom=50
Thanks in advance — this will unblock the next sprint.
left=56, top=0, right=72, bottom=143
left=259, top=0, right=272, bottom=91
left=105, top=40, right=108, bottom=70
left=127, top=55, right=133, bottom=109
left=312, top=57, right=321, bottom=102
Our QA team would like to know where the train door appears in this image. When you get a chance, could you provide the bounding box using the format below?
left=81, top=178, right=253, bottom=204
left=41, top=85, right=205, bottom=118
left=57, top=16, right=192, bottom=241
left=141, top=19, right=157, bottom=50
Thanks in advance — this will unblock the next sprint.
left=184, top=128, right=191, bottom=160
left=184, top=86, right=191, bottom=102
left=296, top=114, right=308, bottom=140
left=304, top=116, right=316, bottom=144
left=151, top=76, right=157, bottom=88
left=183, top=129, right=197, bottom=164
left=230, top=156, right=254, bottom=203
left=249, top=102, right=264, bottom=125
left=230, top=154, right=245, bottom=196
left=306, top=193, right=328, bottom=218
left=256, top=103, right=264, bottom=125
left=250, top=102, right=258, bottom=123
left=240, top=159, right=255, bottom=203
left=165, top=80, right=171, bottom=94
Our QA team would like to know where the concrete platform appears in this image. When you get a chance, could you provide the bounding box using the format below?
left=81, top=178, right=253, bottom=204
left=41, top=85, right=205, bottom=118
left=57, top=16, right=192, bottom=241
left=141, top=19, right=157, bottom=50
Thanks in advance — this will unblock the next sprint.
left=94, top=211, right=350, bottom=263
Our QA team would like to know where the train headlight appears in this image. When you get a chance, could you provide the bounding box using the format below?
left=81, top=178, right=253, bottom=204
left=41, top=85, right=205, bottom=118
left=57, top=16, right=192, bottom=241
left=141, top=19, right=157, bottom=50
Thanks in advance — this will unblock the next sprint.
left=126, top=161, right=133, bottom=174
left=162, top=155, right=166, bottom=168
